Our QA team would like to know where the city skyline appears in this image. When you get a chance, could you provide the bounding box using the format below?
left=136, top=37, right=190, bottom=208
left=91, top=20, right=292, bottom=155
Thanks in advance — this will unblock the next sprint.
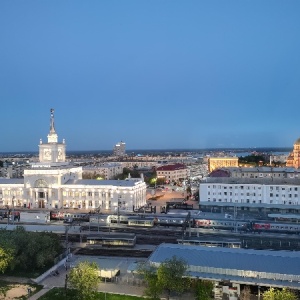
left=1, top=1, right=300, bottom=151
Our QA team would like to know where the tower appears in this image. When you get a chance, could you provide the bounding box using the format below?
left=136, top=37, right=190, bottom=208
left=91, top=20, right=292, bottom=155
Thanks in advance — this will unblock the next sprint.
left=286, top=138, right=300, bottom=168
left=38, top=109, right=66, bottom=163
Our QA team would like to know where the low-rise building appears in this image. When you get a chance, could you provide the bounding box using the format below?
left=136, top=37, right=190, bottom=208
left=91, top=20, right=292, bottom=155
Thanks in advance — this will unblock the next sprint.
left=83, top=163, right=123, bottom=179
left=148, top=243, right=300, bottom=297
left=156, top=163, right=189, bottom=183
left=208, top=157, right=239, bottom=172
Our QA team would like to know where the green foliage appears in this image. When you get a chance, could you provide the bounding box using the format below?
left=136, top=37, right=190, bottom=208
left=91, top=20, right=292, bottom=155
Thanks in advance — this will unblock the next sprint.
left=157, top=256, right=188, bottom=297
left=0, top=226, right=62, bottom=274
left=68, top=261, right=100, bottom=300
left=239, top=155, right=267, bottom=166
left=194, top=280, right=213, bottom=300
left=0, top=247, right=14, bottom=274
left=262, top=287, right=297, bottom=300
left=137, top=263, right=162, bottom=299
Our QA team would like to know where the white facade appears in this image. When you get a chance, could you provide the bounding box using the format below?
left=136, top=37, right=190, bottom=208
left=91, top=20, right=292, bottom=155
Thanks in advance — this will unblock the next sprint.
left=199, top=177, right=300, bottom=213
left=0, top=109, right=146, bottom=211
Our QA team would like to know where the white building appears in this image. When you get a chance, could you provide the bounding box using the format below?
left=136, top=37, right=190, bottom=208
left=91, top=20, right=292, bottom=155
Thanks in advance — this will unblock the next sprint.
left=199, top=177, right=300, bottom=214
left=0, top=109, right=146, bottom=211
left=83, top=163, right=123, bottom=179
left=113, top=141, right=126, bottom=156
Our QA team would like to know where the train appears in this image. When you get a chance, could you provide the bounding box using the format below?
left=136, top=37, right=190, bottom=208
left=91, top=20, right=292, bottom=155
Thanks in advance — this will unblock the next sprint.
left=50, top=211, right=90, bottom=223
left=106, top=214, right=194, bottom=228
left=106, top=214, right=300, bottom=234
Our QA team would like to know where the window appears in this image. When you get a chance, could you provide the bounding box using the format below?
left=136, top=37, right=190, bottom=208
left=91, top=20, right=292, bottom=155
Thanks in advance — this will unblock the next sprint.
left=270, top=193, right=273, bottom=197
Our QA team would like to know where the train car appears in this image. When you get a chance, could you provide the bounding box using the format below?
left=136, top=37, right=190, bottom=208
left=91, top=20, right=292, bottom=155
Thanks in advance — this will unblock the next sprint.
left=50, top=210, right=65, bottom=220
left=155, top=215, right=194, bottom=227
left=63, top=213, right=90, bottom=223
left=0, top=210, right=8, bottom=219
left=127, top=216, right=154, bottom=227
left=194, top=218, right=250, bottom=231
left=106, top=214, right=132, bottom=224
left=251, top=221, right=300, bottom=234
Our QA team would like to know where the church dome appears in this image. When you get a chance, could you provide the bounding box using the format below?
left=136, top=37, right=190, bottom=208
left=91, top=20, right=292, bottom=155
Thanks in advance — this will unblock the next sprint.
left=295, top=138, right=300, bottom=145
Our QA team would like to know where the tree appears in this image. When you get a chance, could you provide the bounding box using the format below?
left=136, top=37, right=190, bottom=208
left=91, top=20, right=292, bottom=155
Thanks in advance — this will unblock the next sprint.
left=137, top=263, right=162, bottom=300
left=157, top=256, right=188, bottom=299
left=262, top=287, right=297, bottom=300
left=0, top=246, right=14, bottom=273
left=68, top=261, right=100, bottom=300
left=194, top=279, right=213, bottom=300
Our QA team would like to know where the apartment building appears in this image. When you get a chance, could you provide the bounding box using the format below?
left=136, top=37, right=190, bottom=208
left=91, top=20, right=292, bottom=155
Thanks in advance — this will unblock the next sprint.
left=199, top=177, right=300, bottom=214
left=156, top=163, right=189, bottom=182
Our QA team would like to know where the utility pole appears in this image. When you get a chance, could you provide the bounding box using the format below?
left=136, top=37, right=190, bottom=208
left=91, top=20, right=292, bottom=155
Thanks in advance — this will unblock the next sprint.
left=12, top=196, right=15, bottom=225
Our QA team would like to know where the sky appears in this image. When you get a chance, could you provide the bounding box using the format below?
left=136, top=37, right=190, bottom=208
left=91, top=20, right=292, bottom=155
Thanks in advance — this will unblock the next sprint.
left=1, top=1, right=300, bottom=152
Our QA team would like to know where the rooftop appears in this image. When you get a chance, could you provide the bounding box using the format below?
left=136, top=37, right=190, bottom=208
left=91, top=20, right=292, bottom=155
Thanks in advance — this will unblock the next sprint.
left=156, top=163, right=186, bottom=171
left=148, top=243, right=300, bottom=288
left=65, top=179, right=143, bottom=187
left=201, top=177, right=300, bottom=185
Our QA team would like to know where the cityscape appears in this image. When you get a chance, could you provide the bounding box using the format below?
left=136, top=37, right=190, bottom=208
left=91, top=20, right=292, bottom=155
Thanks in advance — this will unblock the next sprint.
left=1, top=1, right=300, bottom=300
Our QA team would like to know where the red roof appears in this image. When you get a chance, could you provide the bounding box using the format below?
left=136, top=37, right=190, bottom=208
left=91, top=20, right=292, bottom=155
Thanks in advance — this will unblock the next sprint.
left=156, top=164, right=186, bottom=171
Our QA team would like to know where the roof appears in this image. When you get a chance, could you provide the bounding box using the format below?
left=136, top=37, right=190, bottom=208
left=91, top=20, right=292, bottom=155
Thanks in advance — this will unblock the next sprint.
left=209, top=169, right=230, bottom=177
left=221, top=167, right=296, bottom=173
left=295, top=138, right=300, bottom=145
left=201, top=177, right=300, bottom=185
left=149, top=244, right=300, bottom=275
left=148, top=244, right=300, bottom=288
left=156, top=164, right=186, bottom=171
left=64, top=179, right=141, bottom=187
left=0, top=178, right=24, bottom=185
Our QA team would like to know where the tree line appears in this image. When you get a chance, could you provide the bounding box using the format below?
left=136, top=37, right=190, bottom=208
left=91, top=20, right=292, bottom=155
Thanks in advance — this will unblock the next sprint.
left=0, top=226, right=62, bottom=275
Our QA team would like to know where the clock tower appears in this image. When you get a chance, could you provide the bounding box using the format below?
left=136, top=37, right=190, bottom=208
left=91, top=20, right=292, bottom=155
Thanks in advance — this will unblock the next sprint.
left=38, top=109, right=66, bottom=164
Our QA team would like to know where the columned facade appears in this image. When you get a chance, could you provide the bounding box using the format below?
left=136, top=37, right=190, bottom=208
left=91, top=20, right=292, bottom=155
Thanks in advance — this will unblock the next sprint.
left=0, top=109, right=147, bottom=210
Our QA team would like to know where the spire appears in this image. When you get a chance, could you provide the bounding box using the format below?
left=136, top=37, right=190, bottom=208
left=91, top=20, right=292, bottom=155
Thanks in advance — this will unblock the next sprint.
left=47, top=108, right=58, bottom=143
left=50, top=108, right=56, bottom=133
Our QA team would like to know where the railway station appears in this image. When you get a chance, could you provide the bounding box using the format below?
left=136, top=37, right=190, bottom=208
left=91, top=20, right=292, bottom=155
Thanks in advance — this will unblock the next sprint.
left=148, top=243, right=300, bottom=298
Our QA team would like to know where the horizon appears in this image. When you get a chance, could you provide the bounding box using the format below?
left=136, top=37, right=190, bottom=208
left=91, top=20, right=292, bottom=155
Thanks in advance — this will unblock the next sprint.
left=0, top=146, right=292, bottom=156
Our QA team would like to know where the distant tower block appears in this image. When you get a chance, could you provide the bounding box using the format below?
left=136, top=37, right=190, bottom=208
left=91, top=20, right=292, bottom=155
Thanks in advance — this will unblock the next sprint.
left=113, top=141, right=126, bottom=156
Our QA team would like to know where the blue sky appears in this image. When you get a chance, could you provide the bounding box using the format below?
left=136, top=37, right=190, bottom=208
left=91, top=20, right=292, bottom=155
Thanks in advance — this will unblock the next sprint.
left=1, top=1, right=300, bottom=151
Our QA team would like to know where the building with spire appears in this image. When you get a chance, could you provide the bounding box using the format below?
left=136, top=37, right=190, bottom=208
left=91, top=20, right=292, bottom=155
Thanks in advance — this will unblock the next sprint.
left=0, top=109, right=146, bottom=211
left=286, top=138, right=300, bottom=168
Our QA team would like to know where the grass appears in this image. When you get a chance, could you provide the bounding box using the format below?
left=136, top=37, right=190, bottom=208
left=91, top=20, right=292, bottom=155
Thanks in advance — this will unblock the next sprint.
left=39, top=287, right=145, bottom=300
